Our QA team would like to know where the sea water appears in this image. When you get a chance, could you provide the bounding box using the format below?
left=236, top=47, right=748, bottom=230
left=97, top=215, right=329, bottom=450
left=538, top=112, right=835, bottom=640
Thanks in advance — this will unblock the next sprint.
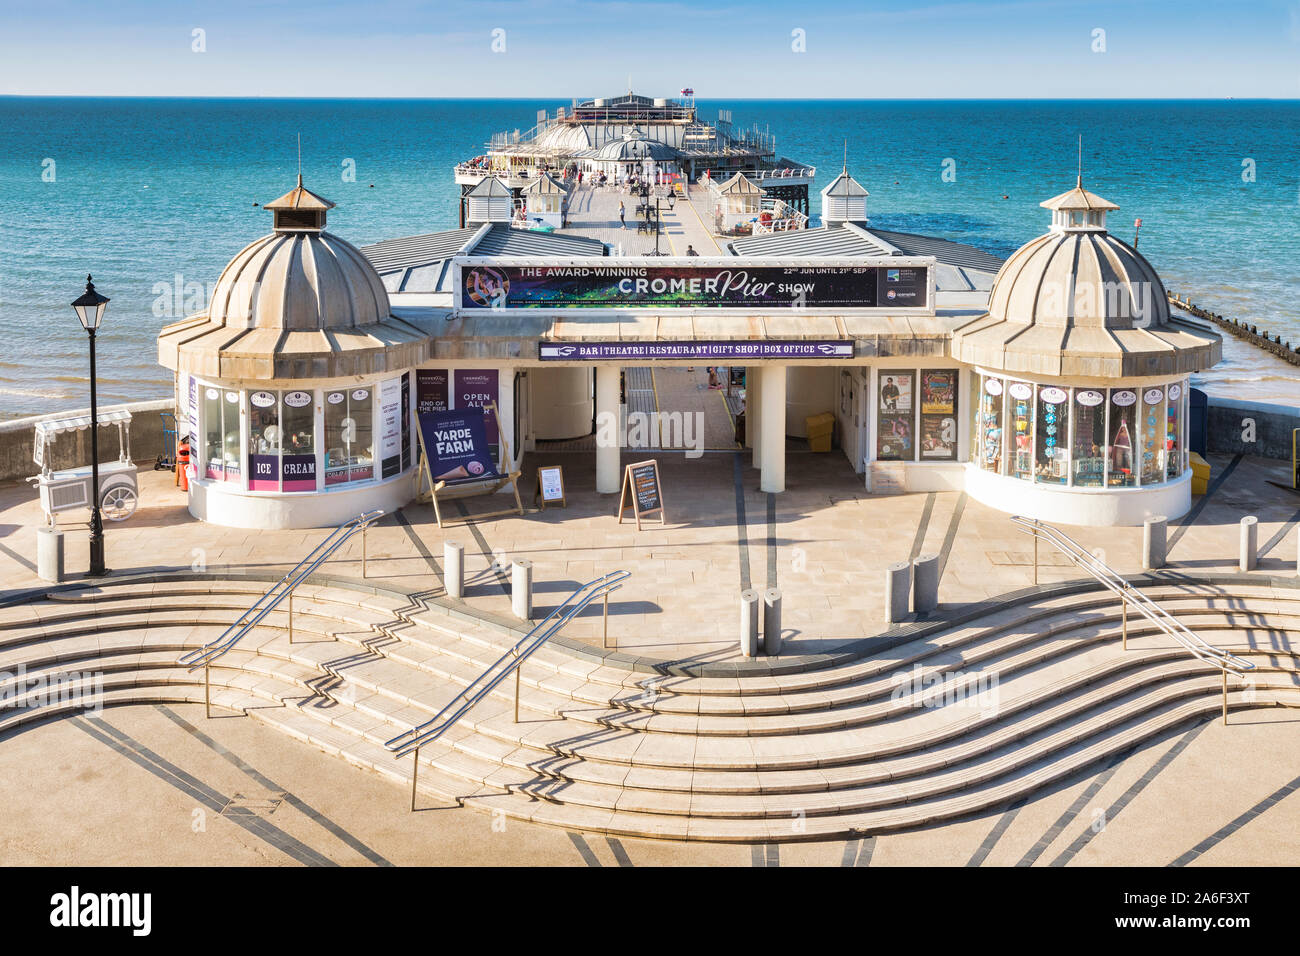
left=0, top=97, right=1296, bottom=417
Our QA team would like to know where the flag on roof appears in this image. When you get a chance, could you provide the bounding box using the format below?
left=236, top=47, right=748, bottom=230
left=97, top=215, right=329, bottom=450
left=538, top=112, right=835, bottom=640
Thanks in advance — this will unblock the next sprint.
left=680, top=88, right=694, bottom=96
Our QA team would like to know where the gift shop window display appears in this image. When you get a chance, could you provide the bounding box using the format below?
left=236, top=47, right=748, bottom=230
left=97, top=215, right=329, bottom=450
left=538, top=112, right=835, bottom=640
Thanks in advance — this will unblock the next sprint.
left=1140, top=386, right=1166, bottom=485
left=1034, top=386, right=1069, bottom=483
left=1165, top=383, right=1185, bottom=480
left=1108, top=389, right=1138, bottom=487
left=1007, top=382, right=1034, bottom=480
left=978, top=376, right=1004, bottom=474
left=1072, top=389, right=1107, bottom=487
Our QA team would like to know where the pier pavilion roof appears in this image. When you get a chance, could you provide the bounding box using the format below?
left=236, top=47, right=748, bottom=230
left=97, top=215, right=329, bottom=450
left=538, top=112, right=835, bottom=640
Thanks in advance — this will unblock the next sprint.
left=522, top=172, right=568, bottom=195
left=715, top=172, right=763, bottom=195
left=821, top=171, right=870, bottom=197
left=361, top=223, right=606, bottom=294
left=730, top=223, right=1003, bottom=300
left=467, top=176, right=514, bottom=199
left=950, top=182, right=1219, bottom=378
left=158, top=180, right=434, bottom=381
left=593, top=127, right=681, bottom=163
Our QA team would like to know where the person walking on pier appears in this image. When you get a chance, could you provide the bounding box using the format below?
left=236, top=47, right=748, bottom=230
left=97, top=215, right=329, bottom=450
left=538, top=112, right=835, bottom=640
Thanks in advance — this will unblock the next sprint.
left=619, top=201, right=626, bottom=228
left=686, top=244, right=698, bottom=256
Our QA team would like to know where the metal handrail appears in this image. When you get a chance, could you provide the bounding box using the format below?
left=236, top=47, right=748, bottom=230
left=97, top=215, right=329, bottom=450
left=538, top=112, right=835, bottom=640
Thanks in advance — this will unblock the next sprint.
left=178, top=510, right=384, bottom=681
left=1011, top=515, right=1254, bottom=676
left=386, top=570, right=630, bottom=762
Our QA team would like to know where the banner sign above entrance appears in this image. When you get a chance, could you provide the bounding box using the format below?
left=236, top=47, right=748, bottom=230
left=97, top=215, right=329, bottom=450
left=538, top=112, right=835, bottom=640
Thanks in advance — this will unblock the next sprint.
left=454, top=257, right=934, bottom=313
left=538, top=340, right=855, bottom=362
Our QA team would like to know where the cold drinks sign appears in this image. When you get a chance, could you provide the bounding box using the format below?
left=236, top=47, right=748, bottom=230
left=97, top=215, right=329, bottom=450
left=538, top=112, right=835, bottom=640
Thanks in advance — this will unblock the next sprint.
left=456, top=259, right=933, bottom=312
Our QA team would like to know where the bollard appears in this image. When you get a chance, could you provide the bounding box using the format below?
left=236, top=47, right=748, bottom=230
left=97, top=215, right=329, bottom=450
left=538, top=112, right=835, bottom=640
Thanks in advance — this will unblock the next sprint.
left=444, top=541, right=464, bottom=600
left=37, top=528, right=65, bottom=584
left=511, top=560, right=533, bottom=620
left=884, top=561, right=911, bottom=623
left=1239, top=516, right=1258, bottom=572
left=739, top=589, right=760, bottom=657
left=762, top=588, right=782, bottom=656
left=1142, top=515, right=1168, bottom=571
left=912, top=553, right=940, bottom=614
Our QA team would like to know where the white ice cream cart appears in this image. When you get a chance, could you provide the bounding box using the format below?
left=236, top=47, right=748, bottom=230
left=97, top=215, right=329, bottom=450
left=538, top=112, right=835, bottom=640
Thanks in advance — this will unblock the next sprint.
left=28, top=408, right=138, bottom=528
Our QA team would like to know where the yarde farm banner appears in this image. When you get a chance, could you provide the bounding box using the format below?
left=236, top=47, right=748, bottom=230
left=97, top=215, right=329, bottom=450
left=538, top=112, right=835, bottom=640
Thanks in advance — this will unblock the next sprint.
left=457, top=260, right=931, bottom=311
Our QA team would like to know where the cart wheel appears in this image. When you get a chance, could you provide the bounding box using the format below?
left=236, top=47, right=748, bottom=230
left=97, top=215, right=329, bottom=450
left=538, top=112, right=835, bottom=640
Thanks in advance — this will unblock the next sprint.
left=101, top=485, right=138, bottom=521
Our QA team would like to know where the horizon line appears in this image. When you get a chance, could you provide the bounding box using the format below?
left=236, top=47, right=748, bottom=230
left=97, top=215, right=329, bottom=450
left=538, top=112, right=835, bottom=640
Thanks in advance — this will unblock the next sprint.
left=3, top=94, right=1299, bottom=103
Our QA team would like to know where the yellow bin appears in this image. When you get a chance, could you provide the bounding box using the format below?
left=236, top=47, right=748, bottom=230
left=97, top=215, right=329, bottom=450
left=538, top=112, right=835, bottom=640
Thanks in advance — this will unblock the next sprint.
left=806, top=412, right=835, bottom=453
left=1190, top=451, right=1210, bottom=495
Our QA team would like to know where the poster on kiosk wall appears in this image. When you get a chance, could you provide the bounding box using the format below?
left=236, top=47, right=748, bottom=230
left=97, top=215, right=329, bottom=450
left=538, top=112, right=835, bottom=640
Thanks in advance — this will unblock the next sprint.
left=416, top=368, right=503, bottom=469
left=454, top=370, right=500, bottom=447
left=378, top=377, right=403, bottom=479
left=416, top=369, right=449, bottom=415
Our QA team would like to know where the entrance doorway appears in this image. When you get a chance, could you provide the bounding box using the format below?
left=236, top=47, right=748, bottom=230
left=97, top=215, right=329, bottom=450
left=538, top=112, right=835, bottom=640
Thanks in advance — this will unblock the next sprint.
left=621, top=365, right=741, bottom=454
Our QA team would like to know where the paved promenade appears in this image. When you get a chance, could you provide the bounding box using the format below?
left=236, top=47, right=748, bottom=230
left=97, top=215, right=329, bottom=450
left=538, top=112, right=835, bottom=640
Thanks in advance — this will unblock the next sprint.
left=1, top=452, right=1298, bottom=863
left=3, top=700, right=1294, bottom=865
left=1, top=451, right=1298, bottom=663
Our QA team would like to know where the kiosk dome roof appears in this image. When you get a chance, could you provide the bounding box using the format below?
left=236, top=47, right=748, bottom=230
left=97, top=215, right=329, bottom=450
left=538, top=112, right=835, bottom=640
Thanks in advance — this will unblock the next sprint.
left=208, top=230, right=391, bottom=331
left=950, top=181, right=1219, bottom=378
left=158, top=179, right=432, bottom=381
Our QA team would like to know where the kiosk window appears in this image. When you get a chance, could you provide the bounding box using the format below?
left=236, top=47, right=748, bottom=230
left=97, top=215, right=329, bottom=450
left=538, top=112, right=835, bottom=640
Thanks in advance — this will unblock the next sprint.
left=325, top=388, right=375, bottom=485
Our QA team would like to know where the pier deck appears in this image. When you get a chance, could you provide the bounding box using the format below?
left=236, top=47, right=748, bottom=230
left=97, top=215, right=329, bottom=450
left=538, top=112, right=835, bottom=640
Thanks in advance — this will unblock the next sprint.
left=562, top=183, right=727, bottom=255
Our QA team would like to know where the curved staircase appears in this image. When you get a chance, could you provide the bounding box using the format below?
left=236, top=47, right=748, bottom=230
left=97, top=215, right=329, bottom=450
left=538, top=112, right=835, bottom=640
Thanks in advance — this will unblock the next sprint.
left=1, top=573, right=1297, bottom=842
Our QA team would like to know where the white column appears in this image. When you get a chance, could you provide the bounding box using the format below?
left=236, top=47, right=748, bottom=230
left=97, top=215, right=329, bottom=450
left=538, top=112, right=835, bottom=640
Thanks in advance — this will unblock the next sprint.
left=496, top=368, right=516, bottom=471
left=595, top=364, right=621, bottom=493
left=759, top=364, right=786, bottom=493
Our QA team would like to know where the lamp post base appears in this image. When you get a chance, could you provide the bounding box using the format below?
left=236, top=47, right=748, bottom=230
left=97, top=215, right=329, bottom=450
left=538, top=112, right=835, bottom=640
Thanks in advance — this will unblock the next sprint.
left=87, top=533, right=108, bottom=577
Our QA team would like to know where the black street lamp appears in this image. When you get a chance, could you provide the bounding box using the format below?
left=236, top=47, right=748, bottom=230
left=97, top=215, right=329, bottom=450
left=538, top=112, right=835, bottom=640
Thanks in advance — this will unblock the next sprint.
left=71, top=275, right=110, bottom=577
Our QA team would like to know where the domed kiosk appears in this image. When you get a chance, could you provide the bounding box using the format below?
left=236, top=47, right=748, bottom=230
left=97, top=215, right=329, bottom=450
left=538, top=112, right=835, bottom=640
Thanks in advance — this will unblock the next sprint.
left=951, top=179, right=1220, bottom=526
left=157, top=178, right=435, bottom=529
left=591, top=127, right=681, bottom=178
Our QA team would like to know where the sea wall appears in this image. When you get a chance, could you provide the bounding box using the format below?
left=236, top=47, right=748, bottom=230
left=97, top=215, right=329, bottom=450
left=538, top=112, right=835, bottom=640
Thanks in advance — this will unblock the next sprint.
left=1206, top=397, right=1299, bottom=462
left=0, top=399, right=176, bottom=483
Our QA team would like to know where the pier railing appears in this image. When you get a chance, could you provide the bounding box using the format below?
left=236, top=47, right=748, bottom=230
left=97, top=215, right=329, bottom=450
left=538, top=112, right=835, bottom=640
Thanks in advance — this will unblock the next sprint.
left=700, top=165, right=815, bottom=183
left=753, top=198, right=809, bottom=234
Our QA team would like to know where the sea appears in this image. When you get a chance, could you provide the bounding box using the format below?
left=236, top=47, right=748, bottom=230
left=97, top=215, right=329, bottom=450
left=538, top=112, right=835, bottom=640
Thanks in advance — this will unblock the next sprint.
left=1, top=97, right=1297, bottom=419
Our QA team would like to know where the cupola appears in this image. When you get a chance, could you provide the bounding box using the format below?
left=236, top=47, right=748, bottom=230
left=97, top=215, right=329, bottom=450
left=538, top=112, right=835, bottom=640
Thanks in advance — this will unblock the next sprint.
left=262, top=174, right=336, bottom=233
left=820, top=170, right=869, bottom=227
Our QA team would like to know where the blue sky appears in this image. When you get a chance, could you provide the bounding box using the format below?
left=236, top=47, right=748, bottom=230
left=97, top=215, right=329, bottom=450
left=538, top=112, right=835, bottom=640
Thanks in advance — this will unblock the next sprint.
left=1, top=0, right=1297, bottom=98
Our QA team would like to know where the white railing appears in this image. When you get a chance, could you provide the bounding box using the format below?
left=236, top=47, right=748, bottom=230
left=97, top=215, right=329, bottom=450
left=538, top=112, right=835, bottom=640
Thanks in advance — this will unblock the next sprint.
left=700, top=165, right=815, bottom=183
left=1011, top=515, right=1254, bottom=676
left=752, top=198, right=808, bottom=234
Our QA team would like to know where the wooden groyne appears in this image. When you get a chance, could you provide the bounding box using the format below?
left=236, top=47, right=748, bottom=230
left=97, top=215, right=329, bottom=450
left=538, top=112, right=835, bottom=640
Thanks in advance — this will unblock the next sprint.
left=1168, top=292, right=1300, bottom=368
